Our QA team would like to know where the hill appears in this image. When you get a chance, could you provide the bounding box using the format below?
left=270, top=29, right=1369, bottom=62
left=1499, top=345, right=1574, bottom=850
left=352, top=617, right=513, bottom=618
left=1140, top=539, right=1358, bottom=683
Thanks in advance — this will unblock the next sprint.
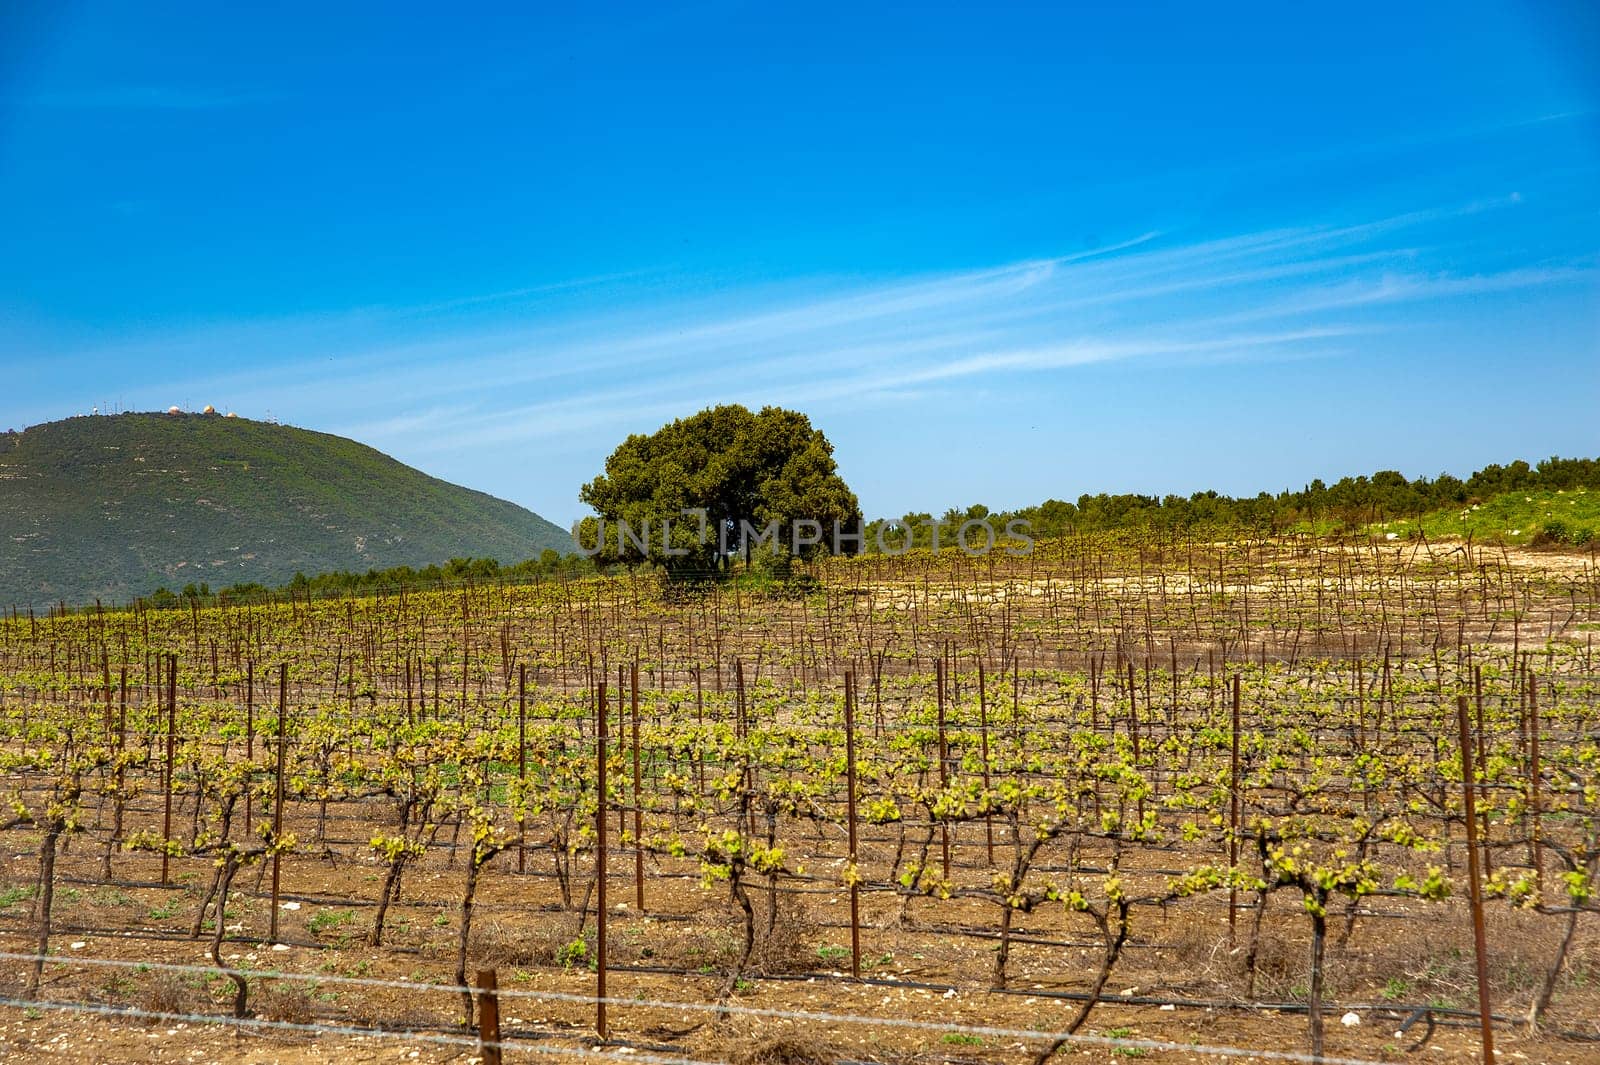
left=0, top=413, right=573, bottom=607
left=1371, top=487, right=1599, bottom=547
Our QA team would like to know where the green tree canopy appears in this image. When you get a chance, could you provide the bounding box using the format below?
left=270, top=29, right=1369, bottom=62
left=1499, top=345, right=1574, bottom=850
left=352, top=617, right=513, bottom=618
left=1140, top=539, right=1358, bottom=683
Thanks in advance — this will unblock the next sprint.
left=578, top=405, right=861, bottom=575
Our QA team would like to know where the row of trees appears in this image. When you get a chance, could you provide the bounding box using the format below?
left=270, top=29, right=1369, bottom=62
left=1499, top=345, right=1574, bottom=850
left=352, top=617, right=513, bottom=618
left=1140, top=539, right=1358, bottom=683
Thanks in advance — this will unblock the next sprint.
left=146, top=551, right=593, bottom=607
left=923, top=456, right=1600, bottom=544
left=579, top=406, right=1600, bottom=571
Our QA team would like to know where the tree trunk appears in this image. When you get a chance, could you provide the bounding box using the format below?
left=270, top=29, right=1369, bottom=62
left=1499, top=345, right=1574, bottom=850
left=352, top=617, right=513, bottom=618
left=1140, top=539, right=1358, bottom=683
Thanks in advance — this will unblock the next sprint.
left=370, top=858, right=406, bottom=946
left=210, top=855, right=248, bottom=1018
left=28, top=827, right=61, bottom=995
left=1308, top=906, right=1327, bottom=1059
left=1244, top=887, right=1269, bottom=997
left=1030, top=901, right=1130, bottom=1065
left=993, top=904, right=1014, bottom=989
left=191, top=861, right=223, bottom=939
left=722, top=870, right=758, bottom=1002
left=1529, top=904, right=1580, bottom=1030
left=455, top=858, right=481, bottom=1029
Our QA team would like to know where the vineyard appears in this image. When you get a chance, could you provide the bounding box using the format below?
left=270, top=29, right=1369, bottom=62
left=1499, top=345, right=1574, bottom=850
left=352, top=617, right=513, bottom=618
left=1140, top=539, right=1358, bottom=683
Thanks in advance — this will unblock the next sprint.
left=0, top=535, right=1597, bottom=1064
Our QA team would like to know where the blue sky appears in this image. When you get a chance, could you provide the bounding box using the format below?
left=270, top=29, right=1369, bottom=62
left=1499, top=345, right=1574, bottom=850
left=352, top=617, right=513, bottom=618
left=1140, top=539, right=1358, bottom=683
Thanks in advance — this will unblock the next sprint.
left=2, top=2, right=1597, bottom=526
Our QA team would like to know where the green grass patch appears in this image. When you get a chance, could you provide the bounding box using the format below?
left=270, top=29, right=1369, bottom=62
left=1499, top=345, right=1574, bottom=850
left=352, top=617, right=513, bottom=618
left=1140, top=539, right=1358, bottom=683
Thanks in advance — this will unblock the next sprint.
left=1377, top=488, right=1600, bottom=546
left=308, top=908, right=355, bottom=934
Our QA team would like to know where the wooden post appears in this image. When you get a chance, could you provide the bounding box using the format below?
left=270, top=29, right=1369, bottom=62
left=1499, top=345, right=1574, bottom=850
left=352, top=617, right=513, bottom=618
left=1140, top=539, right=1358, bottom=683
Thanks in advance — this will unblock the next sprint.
left=161, top=654, right=176, bottom=885
left=1473, top=666, right=1487, bottom=793
left=1090, top=654, right=1100, bottom=730
left=113, top=665, right=127, bottom=858
left=935, top=657, right=951, bottom=880
left=616, top=665, right=627, bottom=841
left=595, top=680, right=609, bottom=1040
left=631, top=660, right=645, bottom=912
left=978, top=658, right=993, bottom=863
left=1229, top=674, right=1242, bottom=940
left=269, top=663, right=288, bottom=944
left=517, top=665, right=527, bottom=874
left=694, top=665, right=706, bottom=791
left=736, top=658, right=755, bottom=836
left=1126, top=659, right=1141, bottom=762
left=475, top=969, right=503, bottom=1065
left=244, top=660, right=254, bottom=837
left=1528, top=671, right=1543, bottom=901
left=1454, top=693, right=1496, bottom=1065
left=844, top=671, right=861, bottom=979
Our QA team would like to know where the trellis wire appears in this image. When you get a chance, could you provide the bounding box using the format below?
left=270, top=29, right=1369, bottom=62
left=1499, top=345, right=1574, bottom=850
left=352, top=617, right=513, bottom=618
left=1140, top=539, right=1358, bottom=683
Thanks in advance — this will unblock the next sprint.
left=0, top=993, right=707, bottom=1065
left=1, top=949, right=1399, bottom=1065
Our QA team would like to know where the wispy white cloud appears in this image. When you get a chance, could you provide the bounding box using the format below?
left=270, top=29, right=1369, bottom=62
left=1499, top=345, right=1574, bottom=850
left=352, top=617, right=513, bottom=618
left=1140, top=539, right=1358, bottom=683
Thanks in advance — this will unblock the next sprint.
left=19, top=196, right=1592, bottom=518
left=1204, top=264, right=1597, bottom=326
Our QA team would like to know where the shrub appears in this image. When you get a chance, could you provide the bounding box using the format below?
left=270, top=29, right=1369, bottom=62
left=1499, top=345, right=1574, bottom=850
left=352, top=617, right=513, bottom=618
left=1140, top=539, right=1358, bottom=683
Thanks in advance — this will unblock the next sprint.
left=254, top=982, right=316, bottom=1026
left=135, top=973, right=187, bottom=1021
left=1535, top=520, right=1570, bottom=545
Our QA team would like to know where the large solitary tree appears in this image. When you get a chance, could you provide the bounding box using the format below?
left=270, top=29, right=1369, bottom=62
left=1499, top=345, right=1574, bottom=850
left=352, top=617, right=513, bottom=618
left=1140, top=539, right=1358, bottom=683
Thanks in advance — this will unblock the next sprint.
left=578, top=405, right=861, bottom=575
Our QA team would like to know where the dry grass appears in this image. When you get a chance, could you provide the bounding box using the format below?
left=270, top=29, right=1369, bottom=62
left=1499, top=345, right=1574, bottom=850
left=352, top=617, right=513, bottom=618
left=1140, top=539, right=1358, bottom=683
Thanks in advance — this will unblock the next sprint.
left=1242, top=926, right=1310, bottom=1000
left=1158, top=895, right=1600, bottom=1024
left=729, top=1032, right=834, bottom=1065
left=1365, top=904, right=1600, bottom=1008
left=749, top=891, right=821, bottom=976
left=630, top=890, right=820, bottom=976
left=134, top=973, right=186, bottom=1020
left=344, top=993, right=448, bottom=1032
left=459, top=908, right=636, bottom=972
left=253, top=982, right=315, bottom=1026
left=468, top=913, right=586, bottom=969
left=1162, top=917, right=1248, bottom=996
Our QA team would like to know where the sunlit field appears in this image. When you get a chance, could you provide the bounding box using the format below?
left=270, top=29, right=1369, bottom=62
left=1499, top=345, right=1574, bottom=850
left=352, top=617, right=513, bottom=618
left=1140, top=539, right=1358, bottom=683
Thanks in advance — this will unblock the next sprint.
left=2, top=533, right=1596, bottom=1063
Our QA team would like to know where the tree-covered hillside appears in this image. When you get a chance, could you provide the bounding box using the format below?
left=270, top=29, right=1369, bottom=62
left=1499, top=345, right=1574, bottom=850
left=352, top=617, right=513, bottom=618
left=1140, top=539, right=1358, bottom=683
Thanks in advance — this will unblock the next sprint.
left=0, top=413, right=572, bottom=606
